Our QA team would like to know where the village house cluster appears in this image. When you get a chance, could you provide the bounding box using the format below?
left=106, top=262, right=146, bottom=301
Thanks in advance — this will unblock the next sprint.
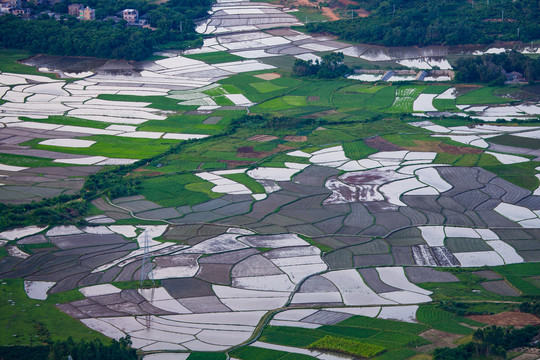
left=1, top=0, right=148, bottom=27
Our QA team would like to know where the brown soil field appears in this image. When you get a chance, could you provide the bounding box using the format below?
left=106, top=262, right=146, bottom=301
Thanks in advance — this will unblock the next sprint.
left=365, top=136, right=404, bottom=151
left=236, top=144, right=293, bottom=158
left=467, top=312, right=540, bottom=327
left=254, top=73, right=282, bottom=80
left=417, top=329, right=462, bottom=352
left=405, top=140, right=484, bottom=155
left=247, top=135, right=279, bottom=142
left=284, top=135, right=308, bottom=142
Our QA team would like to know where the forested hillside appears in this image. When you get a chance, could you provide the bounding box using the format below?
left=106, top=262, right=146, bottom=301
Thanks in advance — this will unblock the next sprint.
left=307, top=0, right=540, bottom=46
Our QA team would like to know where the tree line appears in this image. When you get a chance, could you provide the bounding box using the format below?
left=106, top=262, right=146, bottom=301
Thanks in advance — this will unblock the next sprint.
left=455, top=50, right=540, bottom=85
left=292, top=52, right=351, bottom=78
left=0, top=336, right=137, bottom=360
left=434, top=325, right=539, bottom=360
left=306, top=0, right=540, bottom=47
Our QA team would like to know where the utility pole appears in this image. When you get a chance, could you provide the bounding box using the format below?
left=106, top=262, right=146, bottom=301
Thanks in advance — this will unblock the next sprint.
left=501, top=9, right=504, bottom=21
left=350, top=9, right=353, bottom=19
left=517, top=27, right=520, bottom=38
left=393, top=4, right=395, bottom=15
left=140, top=231, right=154, bottom=287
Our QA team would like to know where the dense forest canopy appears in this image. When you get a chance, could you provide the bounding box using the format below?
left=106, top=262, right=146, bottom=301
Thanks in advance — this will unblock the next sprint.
left=0, top=0, right=211, bottom=60
left=307, top=0, right=540, bottom=47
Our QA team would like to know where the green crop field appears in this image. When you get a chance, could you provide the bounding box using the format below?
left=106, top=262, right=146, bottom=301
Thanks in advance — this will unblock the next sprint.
left=24, top=136, right=178, bottom=159
left=140, top=174, right=221, bottom=207
left=309, top=335, right=386, bottom=358
left=184, top=51, right=244, bottom=64
left=230, top=346, right=316, bottom=360
left=96, top=94, right=187, bottom=111
left=250, top=82, right=286, bottom=93
left=493, top=263, right=540, bottom=295
left=456, top=87, right=511, bottom=105
left=222, top=173, right=266, bottom=193
left=416, top=305, right=475, bottom=335
left=187, top=353, right=227, bottom=360
left=433, top=99, right=458, bottom=111
left=343, top=140, right=377, bottom=159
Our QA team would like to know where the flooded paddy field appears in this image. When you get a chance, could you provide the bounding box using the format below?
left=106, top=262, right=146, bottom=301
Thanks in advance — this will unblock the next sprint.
left=0, top=0, right=539, bottom=358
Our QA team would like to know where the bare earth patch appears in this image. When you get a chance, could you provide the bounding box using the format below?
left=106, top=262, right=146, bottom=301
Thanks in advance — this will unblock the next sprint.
left=365, top=136, right=404, bottom=151
left=284, top=135, right=307, bottom=142
left=247, top=135, right=279, bottom=142
left=467, top=312, right=540, bottom=327
left=254, top=73, right=282, bottom=81
left=289, top=0, right=341, bottom=20
left=417, top=329, right=462, bottom=352
left=237, top=144, right=293, bottom=159
left=404, top=140, right=484, bottom=155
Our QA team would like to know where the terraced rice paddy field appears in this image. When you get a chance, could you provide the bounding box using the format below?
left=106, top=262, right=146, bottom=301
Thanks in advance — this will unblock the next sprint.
left=1, top=0, right=540, bottom=358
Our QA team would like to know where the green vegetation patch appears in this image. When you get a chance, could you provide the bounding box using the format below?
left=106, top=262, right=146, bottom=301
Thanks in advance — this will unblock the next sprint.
left=309, top=335, right=386, bottom=358
left=0, top=279, right=107, bottom=345
left=283, top=95, right=307, bottom=107
left=96, top=94, right=185, bottom=111
left=222, top=173, right=265, bottom=194
left=250, top=82, right=286, bottom=93
left=488, top=134, right=540, bottom=151
left=298, top=234, right=333, bottom=253
left=482, top=161, right=540, bottom=192
left=364, top=86, right=396, bottom=109
left=187, top=353, right=227, bottom=360
left=26, top=136, right=178, bottom=159
left=140, top=174, right=221, bottom=207
left=492, top=263, right=540, bottom=296
left=231, top=346, right=316, bottom=360
left=389, top=85, right=426, bottom=113
left=416, top=305, right=476, bottom=335
left=433, top=99, right=458, bottom=112
left=340, top=316, right=429, bottom=335
left=27, top=116, right=109, bottom=129
left=184, top=51, right=243, bottom=64
left=0, top=48, right=58, bottom=79
left=343, top=140, right=377, bottom=160
left=339, top=84, right=386, bottom=94
left=0, top=153, right=76, bottom=168
left=456, top=87, right=511, bottom=105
